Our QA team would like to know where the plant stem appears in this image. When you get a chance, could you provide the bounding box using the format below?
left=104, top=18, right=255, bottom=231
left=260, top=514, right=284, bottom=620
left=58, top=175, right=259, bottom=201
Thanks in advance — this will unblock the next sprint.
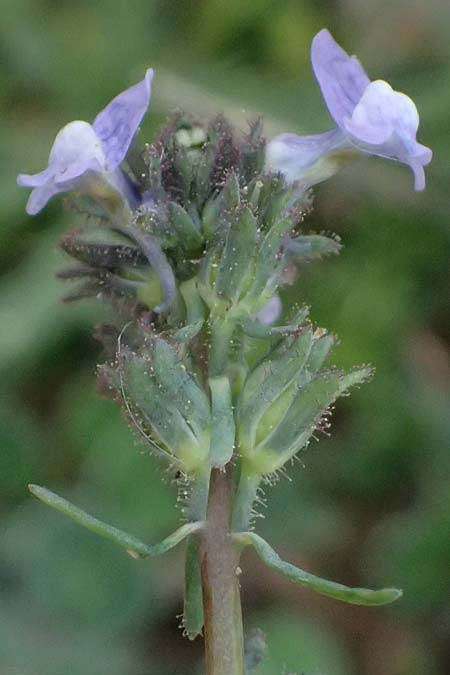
left=201, top=468, right=245, bottom=675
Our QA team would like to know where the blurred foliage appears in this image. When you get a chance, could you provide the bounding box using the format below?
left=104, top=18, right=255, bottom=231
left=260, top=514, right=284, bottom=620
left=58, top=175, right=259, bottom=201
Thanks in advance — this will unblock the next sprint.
left=1, top=1, right=449, bottom=674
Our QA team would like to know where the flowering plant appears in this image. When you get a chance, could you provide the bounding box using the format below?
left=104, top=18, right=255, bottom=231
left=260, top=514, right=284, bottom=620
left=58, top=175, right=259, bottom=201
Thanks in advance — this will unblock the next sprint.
left=19, top=29, right=430, bottom=675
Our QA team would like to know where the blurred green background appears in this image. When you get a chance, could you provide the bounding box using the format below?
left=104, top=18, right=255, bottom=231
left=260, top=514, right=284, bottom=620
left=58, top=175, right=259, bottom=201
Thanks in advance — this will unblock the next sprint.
left=1, top=1, right=449, bottom=674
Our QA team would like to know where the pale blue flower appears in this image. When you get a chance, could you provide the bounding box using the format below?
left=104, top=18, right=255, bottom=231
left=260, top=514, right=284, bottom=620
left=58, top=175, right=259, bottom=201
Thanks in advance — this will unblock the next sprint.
left=18, top=69, right=153, bottom=214
left=266, top=30, right=432, bottom=191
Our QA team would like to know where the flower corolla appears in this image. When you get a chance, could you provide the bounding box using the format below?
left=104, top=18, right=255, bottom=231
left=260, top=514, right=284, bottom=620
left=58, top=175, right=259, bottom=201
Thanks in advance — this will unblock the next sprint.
left=266, top=30, right=431, bottom=191
left=18, top=69, right=153, bottom=214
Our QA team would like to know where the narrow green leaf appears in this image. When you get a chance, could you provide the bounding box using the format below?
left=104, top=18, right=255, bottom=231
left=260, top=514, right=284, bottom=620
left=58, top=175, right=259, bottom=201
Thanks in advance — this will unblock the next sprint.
left=183, top=535, right=204, bottom=639
left=220, top=172, right=241, bottom=211
left=209, top=376, right=235, bottom=467
left=202, top=172, right=240, bottom=238
left=234, top=532, right=402, bottom=606
left=29, top=485, right=203, bottom=558
left=176, top=277, right=205, bottom=342
left=256, top=176, right=304, bottom=232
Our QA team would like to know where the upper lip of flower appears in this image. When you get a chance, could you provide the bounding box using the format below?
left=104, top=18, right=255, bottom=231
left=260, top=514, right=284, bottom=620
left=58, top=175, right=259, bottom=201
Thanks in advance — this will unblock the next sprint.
left=311, top=28, right=371, bottom=131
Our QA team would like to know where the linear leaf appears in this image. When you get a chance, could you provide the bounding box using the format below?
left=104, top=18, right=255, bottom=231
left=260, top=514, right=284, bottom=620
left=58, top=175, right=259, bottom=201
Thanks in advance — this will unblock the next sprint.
left=183, top=535, right=204, bottom=639
left=234, top=532, right=402, bottom=606
left=29, top=484, right=203, bottom=559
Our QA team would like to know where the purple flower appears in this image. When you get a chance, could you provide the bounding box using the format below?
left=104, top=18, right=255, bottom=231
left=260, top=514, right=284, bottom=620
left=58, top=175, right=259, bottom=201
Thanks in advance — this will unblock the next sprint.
left=18, top=69, right=154, bottom=215
left=266, top=29, right=432, bottom=191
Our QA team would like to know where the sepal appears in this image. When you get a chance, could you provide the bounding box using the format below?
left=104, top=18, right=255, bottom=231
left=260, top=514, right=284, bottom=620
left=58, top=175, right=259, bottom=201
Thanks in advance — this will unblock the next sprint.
left=59, top=227, right=165, bottom=307
left=238, top=328, right=314, bottom=455
left=239, top=305, right=310, bottom=339
left=216, top=206, right=257, bottom=304
left=101, top=336, right=212, bottom=473
left=238, top=318, right=371, bottom=474
left=257, top=368, right=369, bottom=470
left=238, top=117, right=266, bottom=184
left=287, top=233, right=342, bottom=262
left=169, top=202, right=203, bottom=251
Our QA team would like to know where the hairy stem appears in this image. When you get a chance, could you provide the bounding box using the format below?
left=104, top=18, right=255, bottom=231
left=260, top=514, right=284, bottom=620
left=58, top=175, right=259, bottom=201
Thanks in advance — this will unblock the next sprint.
left=201, top=468, right=245, bottom=675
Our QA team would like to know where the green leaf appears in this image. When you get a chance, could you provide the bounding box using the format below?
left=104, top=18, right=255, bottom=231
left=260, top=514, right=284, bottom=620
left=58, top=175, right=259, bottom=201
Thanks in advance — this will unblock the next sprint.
left=180, top=276, right=206, bottom=325
left=234, top=532, right=402, bottom=606
left=29, top=485, right=203, bottom=559
left=183, top=535, right=204, bottom=640
left=238, top=117, right=266, bottom=184
left=255, top=176, right=305, bottom=232
left=209, top=376, right=235, bottom=467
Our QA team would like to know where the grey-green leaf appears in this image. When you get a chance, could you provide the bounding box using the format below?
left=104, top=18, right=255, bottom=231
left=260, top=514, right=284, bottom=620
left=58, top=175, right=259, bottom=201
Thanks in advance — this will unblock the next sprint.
left=183, top=535, right=205, bottom=639
left=29, top=484, right=203, bottom=559
left=234, top=532, right=402, bottom=606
